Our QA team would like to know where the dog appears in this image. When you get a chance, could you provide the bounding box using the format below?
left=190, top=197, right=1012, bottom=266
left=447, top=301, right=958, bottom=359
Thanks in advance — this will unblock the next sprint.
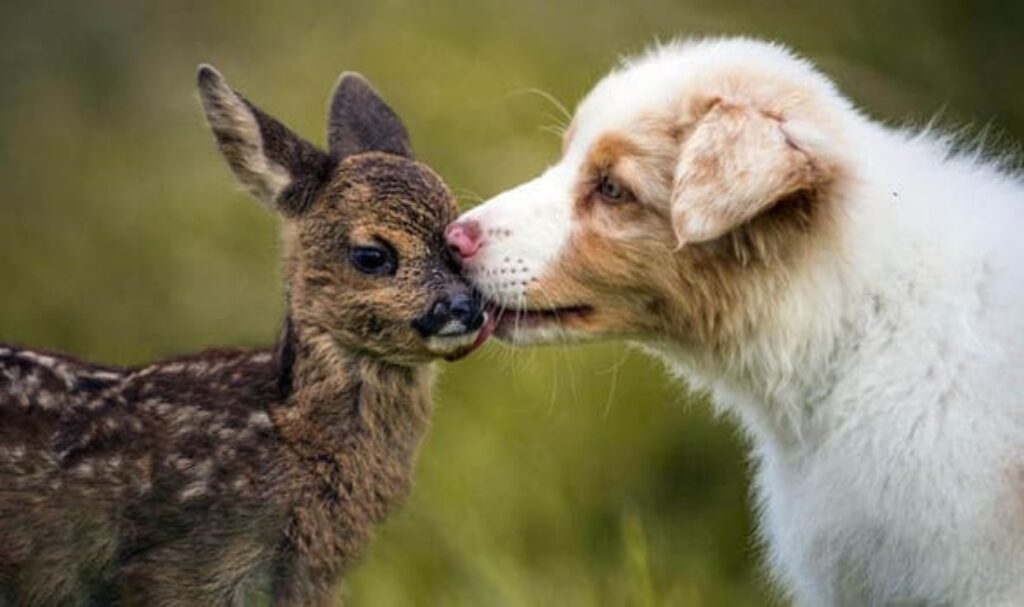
left=450, top=38, right=1024, bottom=605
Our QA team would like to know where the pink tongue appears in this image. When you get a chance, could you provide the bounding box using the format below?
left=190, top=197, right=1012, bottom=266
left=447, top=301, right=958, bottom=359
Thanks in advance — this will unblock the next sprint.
left=445, top=309, right=498, bottom=361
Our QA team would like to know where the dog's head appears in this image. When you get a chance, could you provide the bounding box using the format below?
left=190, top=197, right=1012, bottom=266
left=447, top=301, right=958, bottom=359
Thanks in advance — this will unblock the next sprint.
left=449, top=39, right=852, bottom=350
left=198, top=66, right=489, bottom=364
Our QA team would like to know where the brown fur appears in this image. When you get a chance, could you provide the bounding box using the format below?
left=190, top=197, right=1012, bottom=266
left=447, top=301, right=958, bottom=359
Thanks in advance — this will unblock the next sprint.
left=0, top=68, right=468, bottom=605
left=529, top=91, right=846, bottom=353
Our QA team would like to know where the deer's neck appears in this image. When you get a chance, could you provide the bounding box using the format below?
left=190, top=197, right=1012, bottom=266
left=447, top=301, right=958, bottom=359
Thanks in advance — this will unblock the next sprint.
left=269, top=318, right=434, bottom=511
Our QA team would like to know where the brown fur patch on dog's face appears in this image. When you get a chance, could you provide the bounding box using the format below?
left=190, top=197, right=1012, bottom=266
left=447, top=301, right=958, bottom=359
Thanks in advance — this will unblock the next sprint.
left=527, top=119, right=838, bottom=349
left=284, top=153, right=462, bottom=363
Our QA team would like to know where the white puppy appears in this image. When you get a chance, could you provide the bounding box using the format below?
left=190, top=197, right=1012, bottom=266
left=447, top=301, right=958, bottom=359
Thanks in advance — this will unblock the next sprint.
left=449, top=38, right=1024, bottom=605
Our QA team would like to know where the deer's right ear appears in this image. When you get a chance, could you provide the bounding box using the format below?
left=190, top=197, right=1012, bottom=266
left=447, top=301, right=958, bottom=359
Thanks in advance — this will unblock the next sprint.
left=197, top=64, right=334, bottom=216
left=327, top=72, right=413, bottom=160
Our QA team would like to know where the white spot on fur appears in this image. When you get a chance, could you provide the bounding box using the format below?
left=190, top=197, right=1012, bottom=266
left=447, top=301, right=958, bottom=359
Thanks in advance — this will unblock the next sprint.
left=1, top=445, right=26, bottom=460
left=82, top=370, right=122, bottom=382
left=15, top=350, right=59, bottom=369
left=35, top=390, right=58, bottom=410
left=247, top=411, right=272, bottom=430
left=73, top=462, right=95, bottom=478
left=179, top=482, right=208, bottom=501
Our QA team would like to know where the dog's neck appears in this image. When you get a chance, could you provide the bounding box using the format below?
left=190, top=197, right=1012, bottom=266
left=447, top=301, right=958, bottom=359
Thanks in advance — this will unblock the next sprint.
left=650, top=178, right=960, bottom=459
left=649, top=220, right=890, bottom=456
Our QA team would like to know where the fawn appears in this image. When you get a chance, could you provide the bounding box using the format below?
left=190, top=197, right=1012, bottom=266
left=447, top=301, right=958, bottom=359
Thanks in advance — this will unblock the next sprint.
left=0, top=65, right=494, bottom=606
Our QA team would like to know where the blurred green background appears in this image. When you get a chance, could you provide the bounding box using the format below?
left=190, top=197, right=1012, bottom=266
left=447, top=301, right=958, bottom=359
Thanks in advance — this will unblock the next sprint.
left=1, top=1, right=1021, bottom=605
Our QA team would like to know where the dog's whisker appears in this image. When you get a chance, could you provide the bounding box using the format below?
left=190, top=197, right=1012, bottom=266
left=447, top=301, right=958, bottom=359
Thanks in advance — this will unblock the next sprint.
left=503, top=87, right=573, bottom=123
left=600, top=349, right=629, bottom=418
left=539, top=124, right=569, bottom=139
left=531, top=283, right=582, bottom=407
left=450, top=186, right=486, bottom=209
left=541, top=109, right=569, bottom=130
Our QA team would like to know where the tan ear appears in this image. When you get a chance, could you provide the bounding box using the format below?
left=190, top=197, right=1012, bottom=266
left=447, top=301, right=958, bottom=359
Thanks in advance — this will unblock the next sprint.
left=671, top=100, right=822, bottom=246
left=197, top=64, right=333, bottom=215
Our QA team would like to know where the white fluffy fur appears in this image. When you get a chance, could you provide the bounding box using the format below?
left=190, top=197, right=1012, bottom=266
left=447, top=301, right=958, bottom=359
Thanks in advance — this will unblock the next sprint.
left=462, top=38, right=1024, bottom=605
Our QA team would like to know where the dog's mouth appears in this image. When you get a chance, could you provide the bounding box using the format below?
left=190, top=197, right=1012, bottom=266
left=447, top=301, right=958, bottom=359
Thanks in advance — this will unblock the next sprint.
left=432, top=296, right=596, bottom=356
left=425, top=301, right=596, bottom=357
left=488, top=303, right=595, bottom=337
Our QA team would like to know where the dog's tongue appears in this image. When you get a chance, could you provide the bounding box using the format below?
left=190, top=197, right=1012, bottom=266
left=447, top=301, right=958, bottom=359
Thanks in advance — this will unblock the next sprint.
left=445, top=308, right=498, bottom=361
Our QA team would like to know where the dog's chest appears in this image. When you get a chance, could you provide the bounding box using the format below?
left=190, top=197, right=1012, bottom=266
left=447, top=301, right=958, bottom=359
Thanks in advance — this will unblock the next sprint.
left=757, top=453, right=906, bottom=604
left=753, top=419, right=1014, bottom=606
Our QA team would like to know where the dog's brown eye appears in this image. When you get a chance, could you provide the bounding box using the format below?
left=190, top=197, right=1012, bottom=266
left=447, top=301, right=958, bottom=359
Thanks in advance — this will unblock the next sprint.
left=597, top=175, right=630, bottom=203
left=350, top=245, right=396, bottom=276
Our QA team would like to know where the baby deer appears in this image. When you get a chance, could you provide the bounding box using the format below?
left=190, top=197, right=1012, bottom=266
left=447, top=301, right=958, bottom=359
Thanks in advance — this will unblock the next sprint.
left=0, top=65, right=494, bottom=606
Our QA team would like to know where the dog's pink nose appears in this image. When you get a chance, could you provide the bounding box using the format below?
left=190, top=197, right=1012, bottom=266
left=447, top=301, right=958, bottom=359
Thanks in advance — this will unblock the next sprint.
left=446, top=220, right=483, bottom=261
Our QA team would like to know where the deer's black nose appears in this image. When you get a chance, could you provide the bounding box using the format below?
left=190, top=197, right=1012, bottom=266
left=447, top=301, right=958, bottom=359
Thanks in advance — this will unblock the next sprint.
left=412, top=291, right=484, bottom=337
left=448, top=293, right=480, bottom=326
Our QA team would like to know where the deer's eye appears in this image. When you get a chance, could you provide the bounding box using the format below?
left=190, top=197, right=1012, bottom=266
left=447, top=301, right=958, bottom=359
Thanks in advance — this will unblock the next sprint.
left=350, top=245, right=396, bottom=276
left=597, top=174, right=632, bottom=203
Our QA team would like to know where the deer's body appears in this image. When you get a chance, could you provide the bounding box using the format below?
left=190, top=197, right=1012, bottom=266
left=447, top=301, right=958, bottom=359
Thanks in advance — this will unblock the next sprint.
left=0, top=335, right=428, bottom=605
left=0, top=66, right=488, bottom=605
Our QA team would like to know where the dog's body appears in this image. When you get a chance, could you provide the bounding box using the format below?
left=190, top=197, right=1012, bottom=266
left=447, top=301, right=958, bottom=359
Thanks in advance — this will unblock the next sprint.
left=714, top=106, right=1024, bottom=606
left=448, top=39, right=1024, bottom=605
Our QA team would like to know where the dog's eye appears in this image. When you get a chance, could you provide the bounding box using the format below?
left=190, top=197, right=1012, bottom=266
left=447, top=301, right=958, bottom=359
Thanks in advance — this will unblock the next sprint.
left=597, top=175, right=631, bottom=203
left=350, top=245, right=396, bottom=276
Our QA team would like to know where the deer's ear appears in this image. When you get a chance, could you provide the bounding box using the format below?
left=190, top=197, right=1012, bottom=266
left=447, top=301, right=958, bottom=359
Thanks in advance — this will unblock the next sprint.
left=327, top=72, right=413, bottom=160
left=671, top=100, right=826, bottom=246
left=197, top=64, right=333, bottom=215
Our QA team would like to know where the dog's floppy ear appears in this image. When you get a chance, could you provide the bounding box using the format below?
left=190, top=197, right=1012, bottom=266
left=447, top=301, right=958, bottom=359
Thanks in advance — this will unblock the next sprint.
left=670, top=99, right=825, bottom=246
left=197, top=64, right=334, bottom=216
left=327, top=72, right=413, bottom=160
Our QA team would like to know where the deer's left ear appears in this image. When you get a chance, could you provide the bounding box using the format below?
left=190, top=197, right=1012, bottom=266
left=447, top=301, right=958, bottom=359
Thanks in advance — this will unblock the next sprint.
left=670, top=100, right=830, bottom=246
left=326, top=73, right=413, bottom=160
